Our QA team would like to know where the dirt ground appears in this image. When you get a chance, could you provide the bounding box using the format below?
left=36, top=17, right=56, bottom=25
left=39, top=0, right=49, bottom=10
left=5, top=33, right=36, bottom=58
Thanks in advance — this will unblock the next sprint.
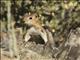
left=0, top=27, right=80, bottom=60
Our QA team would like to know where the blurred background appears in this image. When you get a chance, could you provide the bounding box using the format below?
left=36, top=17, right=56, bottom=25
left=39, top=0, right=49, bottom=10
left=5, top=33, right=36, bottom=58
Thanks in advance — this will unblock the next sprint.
left=0, top=0, right=80, bottom=60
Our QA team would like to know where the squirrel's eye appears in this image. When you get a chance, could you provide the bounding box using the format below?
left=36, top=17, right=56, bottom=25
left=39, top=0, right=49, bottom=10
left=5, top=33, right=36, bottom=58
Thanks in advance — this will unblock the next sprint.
left=29, top=17, right=32, bottom=20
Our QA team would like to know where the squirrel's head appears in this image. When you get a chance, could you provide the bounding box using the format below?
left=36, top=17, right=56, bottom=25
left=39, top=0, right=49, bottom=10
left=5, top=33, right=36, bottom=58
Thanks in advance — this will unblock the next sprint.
left=23, top=13, right=39, bottom=26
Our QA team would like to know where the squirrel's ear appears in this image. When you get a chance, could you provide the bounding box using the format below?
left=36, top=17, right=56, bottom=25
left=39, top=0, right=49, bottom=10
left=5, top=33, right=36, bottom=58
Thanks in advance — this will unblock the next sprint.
left=29, top=12, right=31, bottom=15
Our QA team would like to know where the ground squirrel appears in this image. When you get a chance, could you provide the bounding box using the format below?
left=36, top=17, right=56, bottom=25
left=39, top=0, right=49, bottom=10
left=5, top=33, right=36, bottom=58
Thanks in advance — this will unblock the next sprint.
left=23, top=13, right=56, bottom=49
